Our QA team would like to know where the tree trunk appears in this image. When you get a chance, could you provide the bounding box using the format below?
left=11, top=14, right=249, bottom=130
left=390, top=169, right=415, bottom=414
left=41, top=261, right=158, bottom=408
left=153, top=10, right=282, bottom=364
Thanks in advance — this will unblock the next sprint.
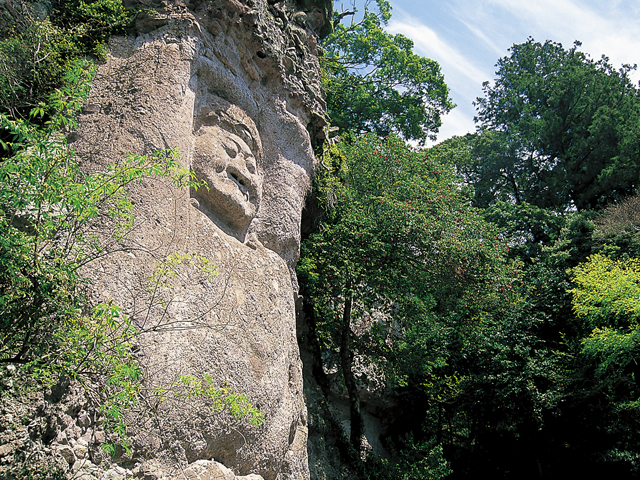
left=340, top=283, right=363, bottom=454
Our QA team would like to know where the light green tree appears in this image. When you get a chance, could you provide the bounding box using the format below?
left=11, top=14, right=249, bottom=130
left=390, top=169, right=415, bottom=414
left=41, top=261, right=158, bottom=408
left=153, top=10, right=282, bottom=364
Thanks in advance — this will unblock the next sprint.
left=321, top=0, right=453, bottom=144
left=0, top=60, right=264, bottom=460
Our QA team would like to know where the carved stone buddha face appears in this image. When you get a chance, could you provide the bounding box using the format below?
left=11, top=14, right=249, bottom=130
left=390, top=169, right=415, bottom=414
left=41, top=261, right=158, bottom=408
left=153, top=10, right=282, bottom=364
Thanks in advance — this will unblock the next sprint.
left=192, top=95, right=263, bottom=240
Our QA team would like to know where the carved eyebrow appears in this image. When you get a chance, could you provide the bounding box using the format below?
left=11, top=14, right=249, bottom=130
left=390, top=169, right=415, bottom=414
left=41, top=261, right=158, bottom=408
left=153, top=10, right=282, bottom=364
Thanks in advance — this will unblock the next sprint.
left=235, top=125, right=257, bottom=151
left=222, top=139, right=238, bottom=157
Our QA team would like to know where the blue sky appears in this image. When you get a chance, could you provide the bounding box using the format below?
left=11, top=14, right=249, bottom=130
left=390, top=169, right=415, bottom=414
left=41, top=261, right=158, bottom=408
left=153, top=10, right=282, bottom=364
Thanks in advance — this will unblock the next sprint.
left=383, top=0, right=640, bottom=144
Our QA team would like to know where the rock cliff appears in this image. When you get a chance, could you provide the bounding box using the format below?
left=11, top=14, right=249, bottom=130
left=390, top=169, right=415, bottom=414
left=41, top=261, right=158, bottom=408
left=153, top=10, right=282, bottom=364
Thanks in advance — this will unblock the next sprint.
left=2, top=1, right=330, bottom=478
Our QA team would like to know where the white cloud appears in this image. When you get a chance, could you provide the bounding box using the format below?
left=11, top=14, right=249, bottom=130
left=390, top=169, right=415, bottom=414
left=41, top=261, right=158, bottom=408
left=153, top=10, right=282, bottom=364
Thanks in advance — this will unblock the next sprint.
left=428, top=108, right=476, bottom=147
left=385, top=0, right=640, bottom=142
left=457, top=18, right=505, bottom=59
left=387, top=17, right=490, bottom=88
left=485, top=0, right=640, bottom=79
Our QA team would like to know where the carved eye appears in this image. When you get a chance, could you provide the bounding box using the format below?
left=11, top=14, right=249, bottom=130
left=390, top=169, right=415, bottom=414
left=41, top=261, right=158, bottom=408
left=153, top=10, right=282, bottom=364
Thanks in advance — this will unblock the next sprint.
left=223, top=141, right=238, bottom=158
left=237, top=126, right=255, bottom=151
left=246, top=157, right=256, bottom=174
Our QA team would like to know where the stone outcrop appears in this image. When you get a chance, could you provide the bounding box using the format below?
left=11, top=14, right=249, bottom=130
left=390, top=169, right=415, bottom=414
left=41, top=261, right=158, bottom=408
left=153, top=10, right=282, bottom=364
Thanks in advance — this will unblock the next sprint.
left=44, top=0, right=331, bottom=478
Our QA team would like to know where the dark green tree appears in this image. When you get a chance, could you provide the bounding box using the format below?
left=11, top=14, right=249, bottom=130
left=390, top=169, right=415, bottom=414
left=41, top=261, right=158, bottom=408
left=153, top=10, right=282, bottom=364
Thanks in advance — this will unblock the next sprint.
left=321, top=0, right=453, bottom=144
left=443, top=131, right=538, bottom=208
left=298, top=134, right=515, bottom=464
left=474, top=38, right=640, bottom=211
left=438, top=133, right=571, bottom=261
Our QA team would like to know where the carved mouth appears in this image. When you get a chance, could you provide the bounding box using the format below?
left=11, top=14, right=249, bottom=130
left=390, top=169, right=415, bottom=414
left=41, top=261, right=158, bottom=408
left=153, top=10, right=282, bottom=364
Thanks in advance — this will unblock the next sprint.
left=227, top=169, right=253, bottom=203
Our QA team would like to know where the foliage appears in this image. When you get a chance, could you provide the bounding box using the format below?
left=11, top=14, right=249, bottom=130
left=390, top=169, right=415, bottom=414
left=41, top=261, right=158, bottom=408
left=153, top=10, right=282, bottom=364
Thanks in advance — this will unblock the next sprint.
left=580, top=325, right=640, bottom=376
left=310, top=23, right=640, bottom=478
left=0, top=60, right=192, bottom=372
left=559, top=253, right=640, bottom=474
left=474, top=38, right=640, bottom=211
left=0, top=58, right=171, bottom=438
left=481, top=201, right=567, bottom=261
left=441, top=131, right=531, bottom=208
left=299, top=134, right=523, bottom=468
left=570, top=254, right=640, bottom=330
left=321, top=0, right=453, bottom=143
left=0, top=60, right=265, bottom=453
left=0, top=0, right=134, bottom=120
left=319, top=32, right=640, bottom=479
left=300, top=134, right=513, bottom=371
left=365, top=435, right=451, bottom=480
left=51, top=0, right=131, bottom=56
left=592, top=190, right=640, bottom=259
left=161, top=375, right=265, bottom=427
left=540, top=211, right=597, bottom=268
left=1, top=17, right=67, bottom=119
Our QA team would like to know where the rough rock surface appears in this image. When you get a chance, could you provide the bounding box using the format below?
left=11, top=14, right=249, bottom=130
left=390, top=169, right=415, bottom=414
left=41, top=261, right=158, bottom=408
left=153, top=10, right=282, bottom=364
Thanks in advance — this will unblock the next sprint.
left=4, top=0, right=330, bottom=479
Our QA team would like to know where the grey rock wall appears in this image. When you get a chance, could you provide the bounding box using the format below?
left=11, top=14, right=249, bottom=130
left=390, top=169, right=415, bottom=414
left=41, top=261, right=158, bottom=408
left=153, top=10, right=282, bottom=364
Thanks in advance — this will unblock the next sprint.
left=60, top=1, right=330, bottom=479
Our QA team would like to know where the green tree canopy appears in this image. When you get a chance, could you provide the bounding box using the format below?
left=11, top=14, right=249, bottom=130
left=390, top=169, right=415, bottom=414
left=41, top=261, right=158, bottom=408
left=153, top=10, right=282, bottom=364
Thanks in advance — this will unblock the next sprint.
left=298, top=134, right=518, bottom=462
left=474, top=38, right=640, bottom=211
left=321, top=0, right=453, bottom=144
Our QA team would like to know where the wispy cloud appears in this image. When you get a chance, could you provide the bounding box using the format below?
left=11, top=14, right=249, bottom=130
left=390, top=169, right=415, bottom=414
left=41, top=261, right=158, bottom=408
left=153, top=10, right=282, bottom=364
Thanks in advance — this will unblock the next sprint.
left=387, top=16, right=490, bottom=88
left=433, top=108, right=475, bottom=144
left=385, top=0, right=640, bottom=141
left=457, top=18, right=505, bottom=59
left=484, top=0, right=640, bottom=78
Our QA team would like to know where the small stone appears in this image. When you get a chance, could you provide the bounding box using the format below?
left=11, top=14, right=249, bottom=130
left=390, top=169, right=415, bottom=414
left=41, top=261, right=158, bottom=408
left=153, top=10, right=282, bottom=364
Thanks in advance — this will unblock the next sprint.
left=56, top=444, right=77, bottom=465
left=78, top=410, right=91, bottom=428
left=93, top=430, right=106, bottom=444
left=65, top=424, right=82, bottom=440
left=0, top=444, right=13, bottom=457
left=80, top=428, right=94, bottom=444
left=59, top=414, right=73, bottom=427
left=74, top=438, right=89, bottom=459
left=72, top=458, right=96, bottom=474
left=55, top=430, right=69, bottom=445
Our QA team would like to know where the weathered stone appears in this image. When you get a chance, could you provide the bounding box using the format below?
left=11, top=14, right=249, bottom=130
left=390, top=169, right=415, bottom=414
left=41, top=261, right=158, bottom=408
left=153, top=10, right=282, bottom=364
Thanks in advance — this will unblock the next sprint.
left=73, top=438, right=89, bottom=459
left=72, top=458, right=100, bottom=479
left=0, top=444, right=13, bottom=458
left=183, top=459, right=237, bottom=480
left=69, top=1, right=330, bottom=479
left=55, top=444, right=77, bottom=466
left=77, top=410, right=91, bottom=428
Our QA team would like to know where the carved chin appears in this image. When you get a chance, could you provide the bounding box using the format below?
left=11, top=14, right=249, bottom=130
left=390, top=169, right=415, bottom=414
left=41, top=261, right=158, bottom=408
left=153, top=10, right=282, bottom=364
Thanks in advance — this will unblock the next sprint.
left=195, top=185, right=258, bottom=233
left=218, top=181, right=258, bottom=218
left=222, top=190, right=257, bottom=221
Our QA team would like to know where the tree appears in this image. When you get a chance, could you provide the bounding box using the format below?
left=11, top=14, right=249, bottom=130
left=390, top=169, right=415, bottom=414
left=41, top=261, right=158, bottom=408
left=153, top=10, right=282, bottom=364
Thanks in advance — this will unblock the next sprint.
left=443, top=131, right=541, bottom=208
left=0, top=61, right=183, bottom=371
left=298, top=134, right=514, bottom=459
left=321, top=0, right=453, bottom=144
left=551, top=254, right=640, bottom=475
left=0, top=0, right=132, bottom=120
left=474, top=38, right=640, bottom=211
left=592, top=190, right=640, bottom=259
left=438, top=133, right=572, bottom=261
